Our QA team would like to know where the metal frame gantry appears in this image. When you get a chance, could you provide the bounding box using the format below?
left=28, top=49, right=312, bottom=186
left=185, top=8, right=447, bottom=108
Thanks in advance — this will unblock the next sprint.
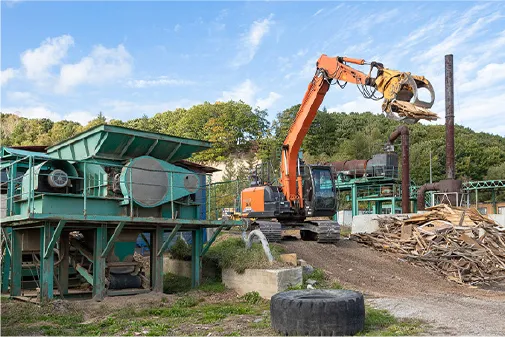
left=1, top=219, right=230, bottom=302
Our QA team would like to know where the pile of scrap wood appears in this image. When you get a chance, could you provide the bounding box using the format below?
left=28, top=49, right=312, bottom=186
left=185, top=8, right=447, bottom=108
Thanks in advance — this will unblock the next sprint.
left=352, top=204, right=505, bottom=285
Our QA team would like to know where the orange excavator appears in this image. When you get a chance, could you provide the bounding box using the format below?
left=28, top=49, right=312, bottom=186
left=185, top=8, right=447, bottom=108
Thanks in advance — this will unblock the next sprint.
left=241, top=55, right=437, bottom=243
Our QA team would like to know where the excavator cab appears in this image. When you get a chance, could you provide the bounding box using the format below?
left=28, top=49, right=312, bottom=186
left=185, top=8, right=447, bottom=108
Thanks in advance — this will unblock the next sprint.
left=302, top=165, right=337, bottom=217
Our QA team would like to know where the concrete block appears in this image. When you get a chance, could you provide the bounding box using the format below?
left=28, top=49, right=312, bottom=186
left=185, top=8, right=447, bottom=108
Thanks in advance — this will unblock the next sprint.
left=163, top=256, right=217, bottom=279
left=351, top=213, right=417, bottom=234
left=280, top=253, right=297, bottom=266
left=489, top=214, right=505, bottom=228
left=163, top=257, right=192, bottom=278
left=222, top=267, right=302, bottom=299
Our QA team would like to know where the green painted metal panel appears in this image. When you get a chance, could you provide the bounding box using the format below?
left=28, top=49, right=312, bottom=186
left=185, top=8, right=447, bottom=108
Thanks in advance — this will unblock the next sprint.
left=18, top=195, right=121, bottom=217
left=46, top=124, right=211, bottom=162
left=113, top=242, right=136, bottom=261
left=74, top=162, right=108, bottom=197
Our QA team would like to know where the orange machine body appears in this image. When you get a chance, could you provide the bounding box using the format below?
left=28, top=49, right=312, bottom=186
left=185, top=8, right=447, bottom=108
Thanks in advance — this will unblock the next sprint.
left=241, top=186, right=267, bottom=214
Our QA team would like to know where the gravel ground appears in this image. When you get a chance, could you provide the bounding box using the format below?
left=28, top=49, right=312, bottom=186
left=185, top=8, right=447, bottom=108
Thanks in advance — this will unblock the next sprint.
left=282, top=239, right=505, bottom=335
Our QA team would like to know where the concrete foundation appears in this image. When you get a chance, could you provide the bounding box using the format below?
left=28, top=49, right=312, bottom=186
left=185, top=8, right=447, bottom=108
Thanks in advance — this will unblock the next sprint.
left=222, top=267, right=302, bottom=299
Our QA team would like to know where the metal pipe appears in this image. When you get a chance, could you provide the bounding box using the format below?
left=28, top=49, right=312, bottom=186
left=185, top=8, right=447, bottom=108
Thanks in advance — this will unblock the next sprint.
left=417, top=182, right=440, bottom=211
left=445, top=54, right=455, bottom=180
left=243, top=229, right=274, bottom=263
left=388, top=125, right=410, bottom=213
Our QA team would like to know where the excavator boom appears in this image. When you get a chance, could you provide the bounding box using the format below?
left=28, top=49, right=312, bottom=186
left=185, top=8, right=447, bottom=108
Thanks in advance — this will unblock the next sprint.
left=281, top=54, right=437, bottom=204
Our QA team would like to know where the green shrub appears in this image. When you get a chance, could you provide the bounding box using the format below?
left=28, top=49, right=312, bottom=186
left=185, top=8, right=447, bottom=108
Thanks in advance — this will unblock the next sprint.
left=241, top=291, right=262, bottom=304
left=168, top=237, right=192, bottom=261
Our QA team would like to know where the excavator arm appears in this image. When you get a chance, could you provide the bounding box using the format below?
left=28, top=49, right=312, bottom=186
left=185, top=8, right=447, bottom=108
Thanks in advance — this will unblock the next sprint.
left=281, top=54, right=437, bottom=205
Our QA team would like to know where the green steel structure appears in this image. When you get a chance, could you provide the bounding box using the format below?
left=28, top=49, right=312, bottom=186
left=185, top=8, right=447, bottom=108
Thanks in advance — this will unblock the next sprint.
left=334, top=176, right=417, bottom=217
left=462, top=180, right=505, bottom=214
left=0, top=125, right=241, bottom=302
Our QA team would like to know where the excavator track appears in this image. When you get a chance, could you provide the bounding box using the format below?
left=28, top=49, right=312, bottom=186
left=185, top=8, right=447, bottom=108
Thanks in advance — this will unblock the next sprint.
left=255, top=221, right=282, bottom=243
left=300, top=220, right=340, bottom=244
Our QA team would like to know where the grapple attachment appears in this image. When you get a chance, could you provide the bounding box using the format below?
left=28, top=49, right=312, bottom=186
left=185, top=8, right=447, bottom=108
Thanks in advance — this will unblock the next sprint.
left=376, top=69, right=438, bottom=123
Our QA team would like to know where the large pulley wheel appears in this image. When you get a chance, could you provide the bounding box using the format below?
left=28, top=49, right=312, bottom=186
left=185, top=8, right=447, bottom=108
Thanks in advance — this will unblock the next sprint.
left=270, top=289, right=365, bottom=336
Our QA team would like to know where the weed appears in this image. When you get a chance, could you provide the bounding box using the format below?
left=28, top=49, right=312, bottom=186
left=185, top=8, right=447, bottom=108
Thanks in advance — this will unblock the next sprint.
left=330, top=281, right=343, bottom=289
left=358, top=306, right=424, bottom=336
left=200, top=304, right=255, bottom=323
left=303, top=268, right=327, bottom=284
left=198, top=281, right=227, bottom=293
left=241, top=291, right=262, bottom=304
left=163, top=273, right=192, bottom=293
left=175, top=295, right=199, bottom=308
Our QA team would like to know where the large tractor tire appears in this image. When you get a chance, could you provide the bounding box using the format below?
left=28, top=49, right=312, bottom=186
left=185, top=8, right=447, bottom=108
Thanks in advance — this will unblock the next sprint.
left=270, top=289, right=365, bottom=336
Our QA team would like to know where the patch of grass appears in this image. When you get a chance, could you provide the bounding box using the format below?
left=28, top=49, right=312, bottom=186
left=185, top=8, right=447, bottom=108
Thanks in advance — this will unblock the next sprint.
left=241, top=291, right=262, bottom=305
left=174, top=295, right=199, bottom=308
left=163, top=273, right=192, bottom=293
left=358, top=306, right=424, bottom=336
left=206, top=237, right=285, bottom=273
left=200, top=303, right=256, bottom=323
left=198, top=281, right=227, bottom=293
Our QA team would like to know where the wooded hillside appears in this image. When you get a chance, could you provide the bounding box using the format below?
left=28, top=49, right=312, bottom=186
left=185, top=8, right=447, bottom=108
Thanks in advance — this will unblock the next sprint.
left=1, top=100, right=504, bottom=186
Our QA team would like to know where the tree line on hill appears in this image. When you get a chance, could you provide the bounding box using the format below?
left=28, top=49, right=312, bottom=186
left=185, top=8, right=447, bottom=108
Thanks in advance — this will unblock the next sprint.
left=1, top=100, right=505, bottom=188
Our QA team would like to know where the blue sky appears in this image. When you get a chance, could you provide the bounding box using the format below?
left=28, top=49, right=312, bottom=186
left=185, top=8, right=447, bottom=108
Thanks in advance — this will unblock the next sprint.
left=1, top=1, right=505, bottom=135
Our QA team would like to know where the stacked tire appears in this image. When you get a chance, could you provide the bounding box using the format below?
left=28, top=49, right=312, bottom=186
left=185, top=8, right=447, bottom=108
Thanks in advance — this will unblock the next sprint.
left=270, top=290, right=365, bottom=336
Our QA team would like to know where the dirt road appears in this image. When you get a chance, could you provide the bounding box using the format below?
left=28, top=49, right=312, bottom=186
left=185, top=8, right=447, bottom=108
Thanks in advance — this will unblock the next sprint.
left=282, top=239, right=505, bottom=335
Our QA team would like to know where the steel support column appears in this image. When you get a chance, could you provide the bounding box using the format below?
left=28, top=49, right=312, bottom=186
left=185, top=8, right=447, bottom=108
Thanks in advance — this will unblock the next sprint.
left=1, top=228, right=12, bottom=293
left=58, top=231, right=69, bottom=295
left=151, top=226, right=164, bottom=293
left=40, top=223, right=55, bottom=301
left=10, top=229, right=21, bottom=296
left=351, top=185, right=358, bottom=216
left=191, top=229, right=203, bottom=288
left=92, top=224, right=107, bottom=301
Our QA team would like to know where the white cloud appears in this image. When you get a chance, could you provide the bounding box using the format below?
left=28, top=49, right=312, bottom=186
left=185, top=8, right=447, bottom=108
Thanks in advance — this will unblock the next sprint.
left=2, top=106, right=61, bottom=121
left=219, top=79, right=258, bottom=105
left=413, top=11, right=502, bottom=63
left=218, top=80, right=281, bottom=110
left=328, top=96, right=382, bottom=114
left=57, top=44, right=132, bottom=92
left=126, top=76, right=194, bottom=88
left=1, top=105, right=98, bottom=125
left=232, top=14, right=274, bottom=67
left=174, top=24, right=181, bottom=32
left=256, top=92, right=282, bottom=109
left=62, top=111, right=97, bottom=125
left=21, top=35, right=74, bottom=81
left=6, top=91, right=36, bottom=103
left=343, top=38, right=374, bottom=56
left=1, top=68, right=16, bottom=86
left=312, top=8, right=324, bottom=17
left=459, top=63, right=505, bottom=92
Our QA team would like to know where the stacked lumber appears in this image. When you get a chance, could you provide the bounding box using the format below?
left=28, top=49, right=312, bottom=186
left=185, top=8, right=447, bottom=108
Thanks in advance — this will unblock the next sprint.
left=352, top=204, right=505, bottom=285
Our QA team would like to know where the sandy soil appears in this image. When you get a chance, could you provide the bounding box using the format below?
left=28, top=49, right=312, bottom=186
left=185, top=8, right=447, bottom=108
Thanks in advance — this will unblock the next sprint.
left=282, top=239, right=505, bottom=335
